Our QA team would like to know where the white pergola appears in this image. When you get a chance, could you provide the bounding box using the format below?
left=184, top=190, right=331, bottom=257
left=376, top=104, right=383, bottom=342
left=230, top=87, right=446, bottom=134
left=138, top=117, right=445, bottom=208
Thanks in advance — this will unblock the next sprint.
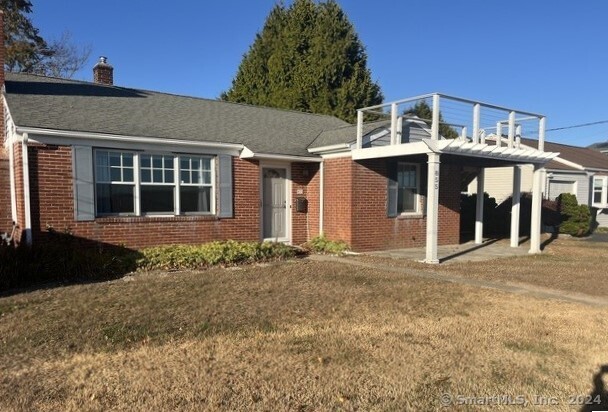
left=354, top=93, right=559, bottom=264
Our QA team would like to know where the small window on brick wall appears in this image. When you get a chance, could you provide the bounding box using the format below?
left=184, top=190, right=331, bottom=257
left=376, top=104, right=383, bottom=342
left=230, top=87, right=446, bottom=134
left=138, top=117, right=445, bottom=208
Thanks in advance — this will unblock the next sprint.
left=397, top=162, right=420, bottom=214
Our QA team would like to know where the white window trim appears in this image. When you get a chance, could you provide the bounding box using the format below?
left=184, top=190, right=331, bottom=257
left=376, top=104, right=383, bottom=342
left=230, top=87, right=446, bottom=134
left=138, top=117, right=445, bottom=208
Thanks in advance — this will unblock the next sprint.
left=397, top=162, right=422, bottom=216
left=93, top=149, right=217, bottom=217
left=592, top=176, right=608, bottom=208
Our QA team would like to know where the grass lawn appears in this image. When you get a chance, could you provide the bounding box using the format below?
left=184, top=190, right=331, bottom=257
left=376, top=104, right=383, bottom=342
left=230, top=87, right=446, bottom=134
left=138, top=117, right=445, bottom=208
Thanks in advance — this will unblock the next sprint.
left=357, top=237, right=608, bottom=298
left=1, top=241, right=608, bottom=410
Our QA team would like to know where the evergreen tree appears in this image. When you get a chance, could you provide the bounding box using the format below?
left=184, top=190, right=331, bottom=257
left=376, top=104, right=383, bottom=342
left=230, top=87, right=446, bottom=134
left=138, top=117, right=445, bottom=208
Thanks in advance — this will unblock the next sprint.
left=2, top=0, right=90, bottom=77
left=404, top=101, right=459, bottom=139
left=222, top=0, right=382, bottom=123
left=1, top=0, right=50, bottom=73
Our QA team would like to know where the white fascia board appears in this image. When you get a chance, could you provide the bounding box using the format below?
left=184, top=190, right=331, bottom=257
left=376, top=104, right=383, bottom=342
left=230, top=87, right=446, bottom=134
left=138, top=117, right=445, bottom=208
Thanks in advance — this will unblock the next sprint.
left=545, top=156, right=584, bottom=170
left=352, top=141, right=431, bottom=160
left=16, top=127, right=244, bottom=155
left=241, top=147, right=322, bottom=163
left=307, top=143, right=351, bottom=154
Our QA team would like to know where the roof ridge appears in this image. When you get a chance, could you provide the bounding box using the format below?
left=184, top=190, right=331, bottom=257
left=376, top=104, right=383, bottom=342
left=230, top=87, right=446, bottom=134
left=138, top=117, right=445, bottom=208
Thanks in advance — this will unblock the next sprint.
left=5, top=72, right=348, bottom=123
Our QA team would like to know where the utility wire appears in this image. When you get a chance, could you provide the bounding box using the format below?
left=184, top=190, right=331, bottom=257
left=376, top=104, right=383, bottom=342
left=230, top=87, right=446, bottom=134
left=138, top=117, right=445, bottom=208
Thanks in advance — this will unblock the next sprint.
left=546, top=120, right=608, bottom=132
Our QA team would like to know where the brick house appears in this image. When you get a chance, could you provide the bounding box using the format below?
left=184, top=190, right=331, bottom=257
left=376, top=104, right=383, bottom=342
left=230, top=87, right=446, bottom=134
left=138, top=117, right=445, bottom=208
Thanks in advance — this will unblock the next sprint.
left=0, top=44, right=559, bottom=262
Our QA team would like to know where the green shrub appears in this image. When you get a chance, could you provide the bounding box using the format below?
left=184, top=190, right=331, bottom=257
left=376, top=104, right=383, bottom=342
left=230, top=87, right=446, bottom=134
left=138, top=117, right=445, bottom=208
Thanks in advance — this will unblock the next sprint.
left=137, top=240, right=295, bottom=271
left=304, top=235, right=349, bottom=255
left=558, top=193, right=591, bottom=237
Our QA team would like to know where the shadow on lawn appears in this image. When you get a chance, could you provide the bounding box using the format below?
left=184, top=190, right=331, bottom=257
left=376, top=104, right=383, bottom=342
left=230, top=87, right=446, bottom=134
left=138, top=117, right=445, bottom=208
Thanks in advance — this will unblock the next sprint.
left=0, top=231, right=141, bottom=297
left=581, top=364, right=608, bottom=412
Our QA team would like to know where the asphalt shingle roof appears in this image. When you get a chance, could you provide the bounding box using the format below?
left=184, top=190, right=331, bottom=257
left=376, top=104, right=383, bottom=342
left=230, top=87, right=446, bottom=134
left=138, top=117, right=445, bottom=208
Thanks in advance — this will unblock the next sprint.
left=309, top=120, right=391, bottom=149
left=4, top=73, right=348, bottom=157
left=521, top=138, right=608, bottom=171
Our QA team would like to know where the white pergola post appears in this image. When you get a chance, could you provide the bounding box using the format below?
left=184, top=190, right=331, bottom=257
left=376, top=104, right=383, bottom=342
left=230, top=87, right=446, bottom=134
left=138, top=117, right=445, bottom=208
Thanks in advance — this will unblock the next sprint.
left=425, top=152, right=441, bottom=264
left=510, top=165, right=521, bottom=247
left=475, top=168, right=485, bottom=244
left=529, top=164, right=544, bottom=254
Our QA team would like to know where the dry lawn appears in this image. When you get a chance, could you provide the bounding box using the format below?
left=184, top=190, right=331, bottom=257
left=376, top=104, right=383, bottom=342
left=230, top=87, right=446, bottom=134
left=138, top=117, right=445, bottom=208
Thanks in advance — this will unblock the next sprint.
left=359, top=237, right=608, bottom=297
left=1, top=247, right=607, bottom=411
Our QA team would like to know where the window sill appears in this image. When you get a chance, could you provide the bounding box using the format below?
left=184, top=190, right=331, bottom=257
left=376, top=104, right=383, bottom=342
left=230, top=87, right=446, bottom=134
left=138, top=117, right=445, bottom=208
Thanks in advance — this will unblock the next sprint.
left=95, top=215, right=219, bottom=224
left=396, top=212, right=424, bottom=220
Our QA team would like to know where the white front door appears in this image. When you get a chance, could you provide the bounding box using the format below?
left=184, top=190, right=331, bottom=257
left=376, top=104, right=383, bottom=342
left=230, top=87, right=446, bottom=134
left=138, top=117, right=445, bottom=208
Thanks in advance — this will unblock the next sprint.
left=262, top=167, right=287, bottom=240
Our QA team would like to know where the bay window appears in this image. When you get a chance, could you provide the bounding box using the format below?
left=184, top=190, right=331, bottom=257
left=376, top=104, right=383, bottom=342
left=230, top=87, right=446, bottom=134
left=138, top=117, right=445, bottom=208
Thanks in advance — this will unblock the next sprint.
left=93, top=150, right=215, bottom=216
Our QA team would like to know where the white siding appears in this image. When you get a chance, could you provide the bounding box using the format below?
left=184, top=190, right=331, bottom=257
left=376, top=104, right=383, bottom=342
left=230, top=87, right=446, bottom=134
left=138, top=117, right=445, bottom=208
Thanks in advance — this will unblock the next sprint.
left=548, top=180, right=575, bottom=200
left=467, top=165, right=534, bottom=204
left=596, top=209, right=608, bottom=227
left=546, top=172, right=590, bottom=205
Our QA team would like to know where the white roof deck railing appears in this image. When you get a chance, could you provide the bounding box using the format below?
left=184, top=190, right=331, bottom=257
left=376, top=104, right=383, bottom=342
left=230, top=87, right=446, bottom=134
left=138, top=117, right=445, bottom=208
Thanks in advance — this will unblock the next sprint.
left=355, top=93, right=546, bottom=153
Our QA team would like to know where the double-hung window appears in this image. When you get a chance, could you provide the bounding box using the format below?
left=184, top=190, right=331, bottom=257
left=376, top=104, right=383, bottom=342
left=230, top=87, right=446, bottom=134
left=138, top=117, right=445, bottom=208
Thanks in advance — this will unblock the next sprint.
left=397, top=162, right=420, bottom=214
left=93, top=149, right=215, bottom=217
left=593, top=176, right=608, bottom=208
left=140, top=154, right=175, bottom=214
left=179, top=156, right=213, bottom=213
left=95, top=150, right=135, bottom=215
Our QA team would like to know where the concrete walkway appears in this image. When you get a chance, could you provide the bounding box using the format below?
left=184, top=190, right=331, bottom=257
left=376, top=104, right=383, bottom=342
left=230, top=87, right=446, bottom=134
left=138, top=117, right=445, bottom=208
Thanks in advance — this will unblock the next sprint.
left=308, top=254, right=608, bottom=308
left=368, top=237, right=534, bottom=263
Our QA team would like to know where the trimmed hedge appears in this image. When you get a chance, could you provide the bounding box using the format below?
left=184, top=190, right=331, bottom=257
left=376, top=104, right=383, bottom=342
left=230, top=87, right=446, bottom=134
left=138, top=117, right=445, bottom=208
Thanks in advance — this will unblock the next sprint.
left=304, top=235, right=349, bottom=255
left=137, top=240, right=296, bottom=271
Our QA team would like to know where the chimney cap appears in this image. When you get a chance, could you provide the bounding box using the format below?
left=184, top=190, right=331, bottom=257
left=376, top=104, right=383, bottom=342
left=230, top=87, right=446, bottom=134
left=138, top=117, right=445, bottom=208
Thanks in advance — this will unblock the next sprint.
left=94, top=56, right=112, bottom=68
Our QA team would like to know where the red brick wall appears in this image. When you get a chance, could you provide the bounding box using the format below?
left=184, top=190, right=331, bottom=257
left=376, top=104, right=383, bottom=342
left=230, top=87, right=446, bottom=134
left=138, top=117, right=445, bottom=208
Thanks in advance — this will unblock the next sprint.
left=27, top=144, right=263, bottom=249
left=323, top=156, right=461, bottom=252
left=23, top=145, right=322, bottom=249
left=322, top=157, right=353, bottom=243
left=291, top=162, right=320, bottom=245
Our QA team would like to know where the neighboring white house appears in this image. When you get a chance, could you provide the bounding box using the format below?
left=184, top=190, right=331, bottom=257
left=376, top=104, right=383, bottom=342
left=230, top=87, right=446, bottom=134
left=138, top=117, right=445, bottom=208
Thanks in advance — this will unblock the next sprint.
left=468, top=138, right=608, bottom=227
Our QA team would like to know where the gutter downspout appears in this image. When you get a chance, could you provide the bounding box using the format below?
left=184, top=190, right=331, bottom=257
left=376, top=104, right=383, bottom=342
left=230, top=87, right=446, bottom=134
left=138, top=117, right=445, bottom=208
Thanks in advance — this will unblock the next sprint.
left=319, top=161, right=324, bottom=235
left=22, top=133, right=32, bottom=245
left=8, top=136, right=17, bottom=223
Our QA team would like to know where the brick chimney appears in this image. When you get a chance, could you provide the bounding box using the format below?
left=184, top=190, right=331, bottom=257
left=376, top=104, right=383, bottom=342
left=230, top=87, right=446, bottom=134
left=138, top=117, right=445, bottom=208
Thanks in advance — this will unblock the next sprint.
left=93, top=56, right=113, bottom=85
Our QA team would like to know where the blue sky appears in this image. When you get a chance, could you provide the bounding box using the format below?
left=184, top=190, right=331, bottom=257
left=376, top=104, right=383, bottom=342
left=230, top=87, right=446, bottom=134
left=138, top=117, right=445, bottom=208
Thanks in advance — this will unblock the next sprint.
left=32, top=1, right=608, bottom=146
